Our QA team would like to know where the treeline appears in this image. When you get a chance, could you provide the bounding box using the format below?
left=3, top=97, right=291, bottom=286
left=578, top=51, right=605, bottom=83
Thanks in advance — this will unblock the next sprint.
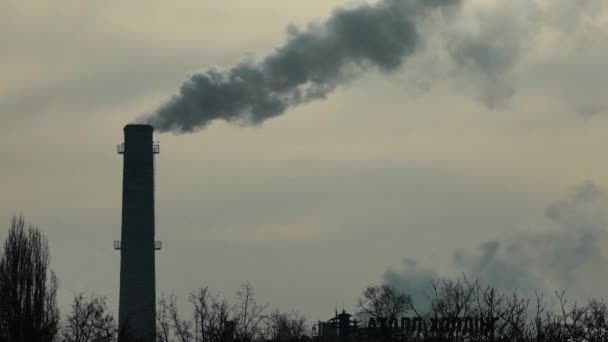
left=356, top=281, right=608, bottom=341
left=0, top=215, right=308, bottom=342
left=155, top=282, right=307, bottom=342
left=1, top=214, right=608, bottom=342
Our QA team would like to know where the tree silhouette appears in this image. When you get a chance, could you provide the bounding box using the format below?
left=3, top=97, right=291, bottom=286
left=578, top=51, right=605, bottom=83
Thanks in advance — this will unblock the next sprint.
left=0, top=214, right=59, bottom=342
left=157, top=292, right=192, bottom=342
left=357, top=285, right=412, bottom=321
left=372, top=275, right=608, bottom=341
left=266, top=310, right=308, bottom=342
left=62, top=293, right=116, bottom=342
left=157, top=287, right=233, bottom=342
left=190, top=286, right=231, bottom=342
left=233, top=281, right=268, bottom=342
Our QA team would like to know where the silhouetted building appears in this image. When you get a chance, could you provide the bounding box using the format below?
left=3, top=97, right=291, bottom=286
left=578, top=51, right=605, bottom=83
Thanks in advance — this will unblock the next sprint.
left=316, top=309, right=502, bottom=342
left=317, top=310, right=359, bottom=339
left=115, top=124, right=161, bottom=341
left=224, top=320, right=236, bottom=342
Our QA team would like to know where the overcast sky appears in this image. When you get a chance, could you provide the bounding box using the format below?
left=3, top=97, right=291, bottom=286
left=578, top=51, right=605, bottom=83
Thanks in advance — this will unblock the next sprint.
left=1, top=0, right=608, bottom=323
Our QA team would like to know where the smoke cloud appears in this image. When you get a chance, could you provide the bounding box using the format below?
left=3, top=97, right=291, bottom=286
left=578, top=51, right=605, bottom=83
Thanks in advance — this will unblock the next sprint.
left=384, top=181, right=608, bottom=306
left=442, top=0, right=605, bottom=109
left=141, top=0, right=461, bottom=133
left=141, top=0, right=605, bottom=133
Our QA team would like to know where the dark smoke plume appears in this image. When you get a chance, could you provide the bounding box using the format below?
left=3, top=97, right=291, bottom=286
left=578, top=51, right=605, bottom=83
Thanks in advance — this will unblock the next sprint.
left=141, top=0, right=461, bottom=133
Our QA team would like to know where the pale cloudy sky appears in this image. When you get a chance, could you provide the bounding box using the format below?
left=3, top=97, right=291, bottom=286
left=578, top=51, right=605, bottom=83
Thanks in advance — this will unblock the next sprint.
left=1, top=0, right=608, bottom=322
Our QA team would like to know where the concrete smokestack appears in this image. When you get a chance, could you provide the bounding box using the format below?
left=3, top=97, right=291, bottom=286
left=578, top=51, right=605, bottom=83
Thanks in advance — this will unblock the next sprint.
left=116, top=124, right=160, bottom=341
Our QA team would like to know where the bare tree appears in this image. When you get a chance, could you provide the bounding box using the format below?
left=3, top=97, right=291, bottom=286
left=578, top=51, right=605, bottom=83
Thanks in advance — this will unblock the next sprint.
left=0, top=214, right=60, bottom=342
left=190, top=287, right=232, bottom=342
left=62, top=293, right=116, bottom=342
left=357, top=285, right=411, bottom=321
left=157, top=287, right=233, bottom=342
left=157, top=292, right=193, bottom=342
left=157, top=293, right=175, bottom=342
left=403, top=275, right=608, bottom=342
left=416, top=276, right=534, bottom=341
left=584, top=299, right=608, bottom=341
left=266, top=310, right=308, bottom=342
left=233, top=281, right=268, bottom=342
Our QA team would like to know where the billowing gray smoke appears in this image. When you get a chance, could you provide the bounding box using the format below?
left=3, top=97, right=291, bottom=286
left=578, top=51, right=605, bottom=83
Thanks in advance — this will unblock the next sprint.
left=141, top=0, right=461, bottom=133
left=384, top=181, right=608, bottom=308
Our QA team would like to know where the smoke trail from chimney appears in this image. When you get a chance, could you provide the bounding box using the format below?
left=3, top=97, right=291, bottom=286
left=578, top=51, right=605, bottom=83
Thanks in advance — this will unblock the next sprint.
left=140, top=0, right=461, bottom=133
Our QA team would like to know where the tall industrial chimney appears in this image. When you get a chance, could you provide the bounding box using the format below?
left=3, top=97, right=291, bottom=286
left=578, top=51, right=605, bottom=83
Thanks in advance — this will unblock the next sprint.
left=115, top=124, right=161, bottom=341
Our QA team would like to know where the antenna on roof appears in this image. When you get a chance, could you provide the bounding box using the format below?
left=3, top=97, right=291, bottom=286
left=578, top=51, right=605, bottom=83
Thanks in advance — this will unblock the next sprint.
left=335, top=300, right=338, bottom=318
